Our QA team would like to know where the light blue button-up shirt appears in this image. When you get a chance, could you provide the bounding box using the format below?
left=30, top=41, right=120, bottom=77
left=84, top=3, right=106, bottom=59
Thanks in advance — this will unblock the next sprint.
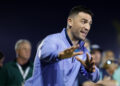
left=25, top=28, right=100, bottom=86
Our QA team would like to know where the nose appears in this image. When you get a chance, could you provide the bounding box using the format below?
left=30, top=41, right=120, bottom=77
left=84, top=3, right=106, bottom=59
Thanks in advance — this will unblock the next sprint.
left=84, top=23, right=90, bottom=31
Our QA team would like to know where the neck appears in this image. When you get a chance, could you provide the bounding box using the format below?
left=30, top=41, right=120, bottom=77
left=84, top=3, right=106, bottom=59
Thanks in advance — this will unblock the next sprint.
left=17, top=57, right=26, bottom=65
left=67, top=28, right=79, bottom=45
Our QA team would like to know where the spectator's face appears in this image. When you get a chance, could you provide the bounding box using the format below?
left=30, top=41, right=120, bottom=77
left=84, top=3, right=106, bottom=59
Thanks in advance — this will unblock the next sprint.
left=94, top=50, right=102, bottom=65
left=16, top=43, right=31, bottom=62
left=68, top=12, right=92, bottom=40
left=106, top=51, right=114, bottom=60
left=0, top=58, right=4, bottom=68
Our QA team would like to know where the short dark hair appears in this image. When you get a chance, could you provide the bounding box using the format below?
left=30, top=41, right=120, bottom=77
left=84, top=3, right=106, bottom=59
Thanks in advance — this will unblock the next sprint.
left=68, top=5, right=93, bottom=17
left=0, top=51, right=4, bottom=59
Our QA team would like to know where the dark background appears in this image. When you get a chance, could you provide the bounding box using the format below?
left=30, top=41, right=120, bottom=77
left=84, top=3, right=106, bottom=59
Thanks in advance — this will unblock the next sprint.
left=0, top=0, right=120, bottom=63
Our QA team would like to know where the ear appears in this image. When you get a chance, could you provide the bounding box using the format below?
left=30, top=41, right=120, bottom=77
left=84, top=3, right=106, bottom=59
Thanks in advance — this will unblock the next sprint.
left=67, top=17, right=73, bottom=28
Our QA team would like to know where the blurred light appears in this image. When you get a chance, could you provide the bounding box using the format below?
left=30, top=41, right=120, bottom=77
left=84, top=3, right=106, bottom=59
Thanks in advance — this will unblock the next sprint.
left=107, top=60, right=112, bottom=64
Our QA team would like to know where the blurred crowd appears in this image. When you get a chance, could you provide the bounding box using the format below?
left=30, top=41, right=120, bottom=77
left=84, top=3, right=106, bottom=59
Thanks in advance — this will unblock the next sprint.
left=83, top=39, right=120, bottom=86
left=0, top=39, right=120, bottom=86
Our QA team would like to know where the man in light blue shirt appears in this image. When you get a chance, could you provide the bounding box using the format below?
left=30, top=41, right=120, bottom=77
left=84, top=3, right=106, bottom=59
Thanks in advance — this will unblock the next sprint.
left=25, top=5, right=100, bottom=86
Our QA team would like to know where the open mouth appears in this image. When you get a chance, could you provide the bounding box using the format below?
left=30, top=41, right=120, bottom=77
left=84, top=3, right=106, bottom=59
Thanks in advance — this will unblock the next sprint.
left=80, top=31, right=88, bottom=37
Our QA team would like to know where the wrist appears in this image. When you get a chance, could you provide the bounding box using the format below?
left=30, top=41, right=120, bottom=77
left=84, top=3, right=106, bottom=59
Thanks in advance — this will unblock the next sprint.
left=58, top=53, right=63, bottom=59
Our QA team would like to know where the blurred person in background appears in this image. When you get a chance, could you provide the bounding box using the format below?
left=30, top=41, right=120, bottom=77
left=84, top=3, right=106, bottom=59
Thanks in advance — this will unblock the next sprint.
left=0, top=51, right=5, bottom=70
left=99, top=50, right=117, bottom=80
left=96, top=79, right=118, bottom=86
left=82, top=81, right=95, bottom=86
left=101, top=50, right=115, bottom=66
left=84, top=39, right=91, bottom=52
left=0, top=39, right=33, bottom=86
left=82, top=79, right=118, bottom=86
left=113, top=58, right=120, bottom=86
left=90, top=44, right=103, bottom=68
left=100, top=59, right=118, bottom=80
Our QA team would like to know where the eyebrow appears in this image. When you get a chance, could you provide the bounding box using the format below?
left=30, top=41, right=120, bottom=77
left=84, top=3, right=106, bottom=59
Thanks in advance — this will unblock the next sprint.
left=81, top=18, right=92, bottom=24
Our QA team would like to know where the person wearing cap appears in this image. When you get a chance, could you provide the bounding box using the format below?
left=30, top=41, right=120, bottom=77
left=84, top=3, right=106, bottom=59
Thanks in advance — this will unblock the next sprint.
left=0, top=39, right=33, bottom=86
left=90, top=44, right=103, bottom=68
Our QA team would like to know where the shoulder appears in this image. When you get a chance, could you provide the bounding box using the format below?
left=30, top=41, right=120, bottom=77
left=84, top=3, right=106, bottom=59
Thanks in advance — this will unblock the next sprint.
left=44, top=33, right=61, bottom=42
left=4, top=61, right=15, bottom=68
left=38, top=33, right=61, bottom=48
left=1, top=61, right=15, bottom=72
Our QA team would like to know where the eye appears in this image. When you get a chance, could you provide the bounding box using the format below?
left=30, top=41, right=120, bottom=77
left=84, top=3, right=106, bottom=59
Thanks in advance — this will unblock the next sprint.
left=89, top=22, right=92, bottom=26
left=81, top=20, right=86, bottom=24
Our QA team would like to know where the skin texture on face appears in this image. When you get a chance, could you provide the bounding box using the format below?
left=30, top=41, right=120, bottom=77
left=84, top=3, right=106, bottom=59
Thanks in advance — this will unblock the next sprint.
left=105, top=51, right=115, bottom=60
left=16, top=42, right=31, bottom=64
left=93, top=50, right=102, bottom=66
left=68, top=12, right=92, bottom=41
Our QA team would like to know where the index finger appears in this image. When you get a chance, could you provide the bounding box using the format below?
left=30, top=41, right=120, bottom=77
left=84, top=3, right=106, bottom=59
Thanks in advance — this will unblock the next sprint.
left=86, top=53, right=90, bottom=62
left=90, top=56, right=95, bottom=62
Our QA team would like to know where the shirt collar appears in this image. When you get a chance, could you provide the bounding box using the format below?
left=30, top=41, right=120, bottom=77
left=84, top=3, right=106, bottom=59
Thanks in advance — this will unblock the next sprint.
left=61, top=28, right=85, bottom=48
